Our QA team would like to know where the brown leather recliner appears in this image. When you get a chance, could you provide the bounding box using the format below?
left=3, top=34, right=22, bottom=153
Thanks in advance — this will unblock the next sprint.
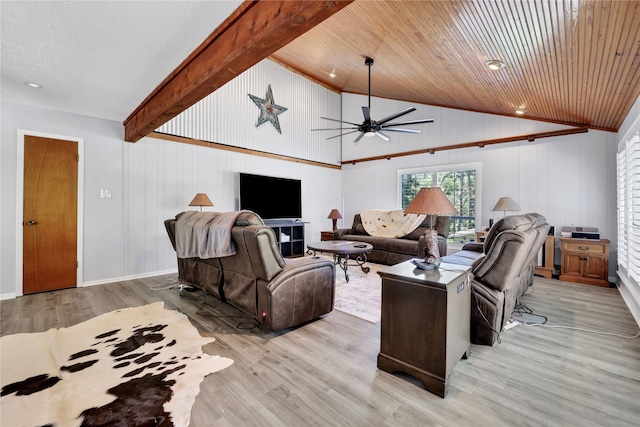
left=165, top=211, right=336, bottom=329
left=442, top=213, right=550, bottom=345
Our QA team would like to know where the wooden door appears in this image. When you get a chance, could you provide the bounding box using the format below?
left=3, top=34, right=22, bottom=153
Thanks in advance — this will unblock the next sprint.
left=23, top=136, right=78, bottom=294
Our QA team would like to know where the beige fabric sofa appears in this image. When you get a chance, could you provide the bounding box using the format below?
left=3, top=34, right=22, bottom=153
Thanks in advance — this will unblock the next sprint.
left=442, top=213, right=550, bottom=345
left=333, top=213, right=450, bottom=265
left=165, top=211, right=336, bottom=329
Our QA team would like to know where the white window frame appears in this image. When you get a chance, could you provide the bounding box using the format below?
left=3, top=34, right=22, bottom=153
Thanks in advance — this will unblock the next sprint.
left=397, top=162, right=482, bottom=229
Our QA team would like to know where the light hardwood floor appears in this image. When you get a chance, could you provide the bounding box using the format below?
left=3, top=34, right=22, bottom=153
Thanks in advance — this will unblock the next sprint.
left=2, top=272, right=639, bottom=426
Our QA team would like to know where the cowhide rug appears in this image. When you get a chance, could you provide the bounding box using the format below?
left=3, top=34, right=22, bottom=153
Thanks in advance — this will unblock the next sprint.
left=0, top=301, right=233, bottom=427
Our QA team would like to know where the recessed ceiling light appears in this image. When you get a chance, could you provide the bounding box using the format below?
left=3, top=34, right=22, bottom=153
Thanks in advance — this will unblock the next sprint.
left=515, top=108, right=527, bottom=115
left=328, top=69, right=336, bottom=78
left=485, top=60, right=505, bottom=70
left=26, top=82, right=42, bottom=88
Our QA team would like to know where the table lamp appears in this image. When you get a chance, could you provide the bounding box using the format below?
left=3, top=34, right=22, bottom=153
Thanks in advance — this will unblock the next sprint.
left=328, top=209, right=343, bottom=231
left=404, top=187, right=457, bottom=264
left=491, top=196, right=520, bottom=217
left=189, top=193, right=214, bottom=211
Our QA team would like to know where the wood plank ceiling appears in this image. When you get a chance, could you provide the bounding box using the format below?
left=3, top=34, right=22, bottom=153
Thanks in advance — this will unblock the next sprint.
left=271, top=0, right=640, bottom=132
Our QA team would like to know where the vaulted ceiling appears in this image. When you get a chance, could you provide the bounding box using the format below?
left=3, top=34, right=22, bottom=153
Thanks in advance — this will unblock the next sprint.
left=271, top=0, right=640, bottom=132
left=2, top=0, right=639, bottom=138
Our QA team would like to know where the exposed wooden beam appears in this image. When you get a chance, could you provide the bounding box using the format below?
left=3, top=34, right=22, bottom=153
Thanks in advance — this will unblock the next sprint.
left=124, top=0, right=353, bottom=142
left=341, top=127, right=589, bottom=165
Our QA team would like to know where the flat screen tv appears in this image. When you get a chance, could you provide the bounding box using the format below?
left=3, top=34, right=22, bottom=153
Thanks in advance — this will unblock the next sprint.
left=239, top=173, right=302, bottom=220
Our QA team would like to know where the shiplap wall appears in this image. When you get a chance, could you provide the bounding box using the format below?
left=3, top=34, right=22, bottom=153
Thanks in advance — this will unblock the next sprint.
left=340, top=93, right=618, bottom=277
left=158, top=59, right=341, bottom=165
left=121, top=136, right=342, bottom=278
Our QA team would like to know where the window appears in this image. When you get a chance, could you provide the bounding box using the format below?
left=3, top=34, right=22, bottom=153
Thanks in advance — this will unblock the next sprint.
left=399, top=163, right=480, bottom=238
left=618, top=131, right=640, bottom=282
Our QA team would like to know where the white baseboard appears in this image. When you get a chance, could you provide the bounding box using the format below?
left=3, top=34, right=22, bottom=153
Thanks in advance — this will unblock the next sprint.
left=1, top=292, right=17, bottom=301
left=0, top=270, right=179, bottom=300
left=82, top=269, right=178, bottom=287
left=617, top=269, right=640, bottom=328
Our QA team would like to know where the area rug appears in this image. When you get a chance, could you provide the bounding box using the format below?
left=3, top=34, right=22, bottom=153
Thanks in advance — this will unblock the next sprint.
left=333, top=260, right=384, bottom=323
left=0, top=301, right=233, bottom=427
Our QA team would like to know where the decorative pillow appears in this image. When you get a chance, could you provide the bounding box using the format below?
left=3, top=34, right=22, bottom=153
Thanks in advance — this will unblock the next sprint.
left=425, top=230, right=440, bottom=259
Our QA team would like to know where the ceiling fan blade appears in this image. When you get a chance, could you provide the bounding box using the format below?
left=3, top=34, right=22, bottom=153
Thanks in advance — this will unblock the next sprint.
left=376, top=131, right=391, bottom=141
left=376, top=107, right=416, bottom=125
left=381, top=128, right=422, bottom=134
left=321, top=117, right=361, bottom=126
left=311, top=127, right=358, bottom=131
left=383, top=118, right=434, bottom=126
left=362, top=106, right=371, bottom=122
left=325, top=130, right=360, bottom=140
left=354, top=132, right=365, bottom=143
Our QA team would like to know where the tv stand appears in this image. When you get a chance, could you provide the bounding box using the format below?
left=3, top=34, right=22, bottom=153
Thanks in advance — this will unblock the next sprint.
left=264, top=219, right=305, bottom=258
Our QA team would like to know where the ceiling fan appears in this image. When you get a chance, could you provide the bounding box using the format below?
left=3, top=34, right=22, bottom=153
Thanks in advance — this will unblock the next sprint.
left=312, top=56, right=434, bottom=142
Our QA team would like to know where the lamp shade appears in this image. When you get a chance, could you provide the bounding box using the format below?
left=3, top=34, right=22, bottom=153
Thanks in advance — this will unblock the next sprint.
left=189, top=193, right=214, bottom=210
left=404, top=187, right=457, bottom=216
left=327, top=209, right=343, bottom=219
left=491, top=197, right=520, bottom=213
left=328, top=208, right=342, bottom=231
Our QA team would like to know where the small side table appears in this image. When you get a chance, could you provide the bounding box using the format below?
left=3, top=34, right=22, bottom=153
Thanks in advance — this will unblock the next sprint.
left=377, top=260, right=470, bottom=397
left=475, top=230, right=487, bottom=242
left=321, top=231, right=334, bottom=241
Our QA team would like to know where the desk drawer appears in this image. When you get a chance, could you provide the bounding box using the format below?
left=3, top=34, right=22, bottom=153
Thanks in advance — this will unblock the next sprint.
left=563, top=241, right=605, bottom=255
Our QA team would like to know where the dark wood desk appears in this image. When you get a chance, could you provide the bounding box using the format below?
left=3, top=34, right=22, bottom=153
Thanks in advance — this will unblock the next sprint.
left=377, top=260, right=470, bottom=397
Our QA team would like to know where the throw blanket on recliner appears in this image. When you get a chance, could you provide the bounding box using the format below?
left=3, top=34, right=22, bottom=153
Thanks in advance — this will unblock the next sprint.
left=175, top=211, right=245, bottom=258
left=360, top=209, right=426, bottom=238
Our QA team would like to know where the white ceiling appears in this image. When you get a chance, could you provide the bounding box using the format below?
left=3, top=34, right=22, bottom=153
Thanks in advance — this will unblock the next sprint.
left=1, top=1, right=242, bottom=123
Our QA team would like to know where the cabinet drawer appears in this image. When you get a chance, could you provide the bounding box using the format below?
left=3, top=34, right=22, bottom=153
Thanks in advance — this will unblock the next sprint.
left=563, top=241, right=605, bottom=255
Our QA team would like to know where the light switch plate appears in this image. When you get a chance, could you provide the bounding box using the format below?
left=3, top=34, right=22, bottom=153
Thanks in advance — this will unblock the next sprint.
left=100, top=189, right=112, bottom=199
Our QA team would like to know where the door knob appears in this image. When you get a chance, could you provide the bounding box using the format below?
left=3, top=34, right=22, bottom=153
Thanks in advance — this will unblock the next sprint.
left=25, top=220, right=37, bottom=226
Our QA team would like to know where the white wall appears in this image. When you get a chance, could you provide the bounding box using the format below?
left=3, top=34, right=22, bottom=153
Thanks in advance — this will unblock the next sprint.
left=0, top=60, right=343, bottom=298
left=340, top=93, right=618, bottom=277
left=159, top=59, right=342, bottom=165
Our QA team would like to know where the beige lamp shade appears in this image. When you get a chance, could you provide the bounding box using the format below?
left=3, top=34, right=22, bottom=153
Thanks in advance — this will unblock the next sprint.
left=404, top=187, right=458, bottom=216
left=328, top=209, right=343, bottom=231
left=491, top=197, right=520, bottom=216
left=404, top=187, right=457, bottom=262
left=189, top=193, right=214, bottom=211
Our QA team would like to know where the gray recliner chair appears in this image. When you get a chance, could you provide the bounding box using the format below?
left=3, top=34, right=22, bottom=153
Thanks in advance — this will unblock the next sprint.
left=442, top=213, right=550, bottom=345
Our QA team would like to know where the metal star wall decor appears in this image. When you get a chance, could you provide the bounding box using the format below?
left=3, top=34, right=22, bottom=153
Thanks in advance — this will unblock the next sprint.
left=248, top=84, right=288, bottom=134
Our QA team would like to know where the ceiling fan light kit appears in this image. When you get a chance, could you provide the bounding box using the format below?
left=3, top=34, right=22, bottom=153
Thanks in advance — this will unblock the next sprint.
left=311, top=56, right=434, bottom=142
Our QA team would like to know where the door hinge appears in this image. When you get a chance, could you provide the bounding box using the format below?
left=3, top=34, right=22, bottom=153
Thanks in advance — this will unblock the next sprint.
left=76, top=155, right=79, bottom=162
left=76, top=261, right=79, bottom=268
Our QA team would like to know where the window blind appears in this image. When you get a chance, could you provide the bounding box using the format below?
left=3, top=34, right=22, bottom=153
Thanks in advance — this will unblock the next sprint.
left=619, top=131, right=640, bottom=282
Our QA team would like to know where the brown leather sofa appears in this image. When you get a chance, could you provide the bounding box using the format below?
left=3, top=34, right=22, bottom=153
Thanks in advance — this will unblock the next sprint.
left=333, top=213, right=450, bottom=265
left=165, top=211, right=336, bottom=329
left=442, top=213, right=550, bottom=345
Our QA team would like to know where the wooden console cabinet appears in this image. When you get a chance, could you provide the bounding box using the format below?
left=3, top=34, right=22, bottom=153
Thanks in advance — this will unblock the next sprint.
left=560, top=238, right=610, bottom=287
left=377, top=260, right=470, bottom=397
